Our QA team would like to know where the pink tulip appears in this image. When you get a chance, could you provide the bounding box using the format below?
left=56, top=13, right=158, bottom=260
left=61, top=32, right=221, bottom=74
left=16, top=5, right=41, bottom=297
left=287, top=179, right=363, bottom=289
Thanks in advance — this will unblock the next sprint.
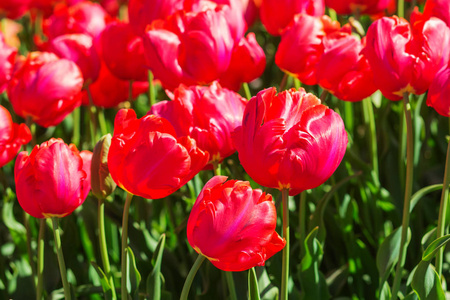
left=423, top=0, right=450, bottom=27
left=219, top=33, right=266, bottom=91
left=363, top=15, right=450, bottom=100
left=187, top=176, right=286, bottom=272
left=0, top=105, right=31, bottom=168
left=325, top=0, right=392, bottom=15
left=275, top=14, right=341, bottom=85
left=260, top=0, right=325, bottom=35
left=0, top=32, right=17, bottom=93
left=15, top=138, right=91, bottom=218
left=151, top=82, right=247, bottom=166
left=427, top=67, right=450, bottom=117
left=7, top=52, right=84, bottom=127
left=315, top=26, right=377, bottom=102
left=233, top=87, right=348, bottom=196
left=48, top=33, right=101, bottom=85
left=0, top=0, right=30, bottom=19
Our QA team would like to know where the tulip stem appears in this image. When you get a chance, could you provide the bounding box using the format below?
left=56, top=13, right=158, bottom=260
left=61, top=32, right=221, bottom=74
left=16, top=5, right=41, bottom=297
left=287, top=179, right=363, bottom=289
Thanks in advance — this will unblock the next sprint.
left=148, top=70, right=156, bottom=108
left=391, top=93, right=413, bottom=300
left=299, top=192, right=306, bottom=247
left=121, top=192, right=134, bottom=300
left=36, top=218, right=45, bottom=300
left=24, top=212, right=37, bottom=291
left=435, top=120, right=450, bottom=277
left=242, top=83, right=251, bottom=100
left=281, top=188, right=290, bottom=300
left=180, top=254, right=206, bottom=300
left=97, top=108, right=108, bottom=136
left=279, top=73, right=288, bottom=91
left=72, top=107, right=80, bottom=146
left=225, top=272, right=238, bottom=300
left=212, top=161, right=221, bottom=176
left=362, top=97, right=380, bottom=187
left=98, top=197, right=116, bottom=299
left=86, top=85, right=99, bottom=147
left=51, top=217, right=71, bottom=300
left=397, top=0, right=404, bottom=19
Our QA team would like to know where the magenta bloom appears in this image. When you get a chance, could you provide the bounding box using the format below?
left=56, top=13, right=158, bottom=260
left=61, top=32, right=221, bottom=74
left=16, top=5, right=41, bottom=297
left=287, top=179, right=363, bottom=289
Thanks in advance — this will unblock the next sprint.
left=187, top=176, right=286, bottom=272
left=15, top=138, right=91, bottom=219
left=143, top=4, right=245, bottom=89
left=363, top=15, right=450, bottom=100
left=7, top=52, right=83, bottom=127
left=260, top=0, right=325, bottom=35
left=0, top=105, right=31, bottom=168
left=325, top=0, right=392, bottom=15
left=427, top=67, right=450, bottom=117
left=151, top=82, right=247, bottom=166
left=423, top=0, right=450, bottom=27
left=0, top=32, right=17, bottom=93
left=233, top=87, right=348, bottom=196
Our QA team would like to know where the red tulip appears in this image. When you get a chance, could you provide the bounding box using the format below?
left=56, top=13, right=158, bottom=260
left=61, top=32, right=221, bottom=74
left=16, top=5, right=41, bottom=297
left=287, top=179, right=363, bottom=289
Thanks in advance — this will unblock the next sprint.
left=423, top=0, right=450, bottom=27
left=219, top=33, right=266, bottom=91
left=233, top=87, right=348, bottom=196
left=14, top=138, right=91, bottom=218
left=187, top=176, right=285, bottom=272
left=363, top=15, right=450, bottom=100
left=0, top=0, right=30, bottom=19
left=128, top=0, right=184, bottom=35
left=108, top=109, right=209, bottom=199
left=325, top=0, right=392, bottom=15
left=43, top=1, right=109, bottom=40
left=151, top=82, right=246, bottom=166
left=48, top=33, right=101, bottom=85
left=99, top=22, right=148, bottom=82
left=143, top=4, right=244, bottom=89
left=260, top=0, right=325, bottom=35
left=427, top=67, right=450, bottom=117
left=275, top=14, right=341, bottom=85
left=0, top=105, right=31, bottom=168
left=7, top=52, right=83, bottom=128
left=82, top=61, right=148, bottom=108
left=0, top=32, right=17, bottom=93
left=315, top=26, right=377, bottom=102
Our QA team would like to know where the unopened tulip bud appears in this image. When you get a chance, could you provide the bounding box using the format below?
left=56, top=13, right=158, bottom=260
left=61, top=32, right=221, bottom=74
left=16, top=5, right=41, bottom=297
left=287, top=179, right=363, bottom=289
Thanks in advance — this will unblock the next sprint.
left=91, top=134, right=116, bottom=199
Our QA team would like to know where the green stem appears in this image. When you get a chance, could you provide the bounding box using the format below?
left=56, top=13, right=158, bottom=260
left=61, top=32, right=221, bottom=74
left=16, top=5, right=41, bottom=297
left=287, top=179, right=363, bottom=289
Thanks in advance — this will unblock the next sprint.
left=148, top=70, right=156, bottom=108
left=51, top=217, right=71, bottom=300
left=86, top=86, right=98, bottom=147
left=242, top=82, right=251, bottom=100
left=293, top=78, right=301, bottom=89
left=299, top=192, right=306, bottom=246
left=225, top=272, right=238, bottom=300
left=435, top=122, right=450, bottom=277
left=98, top=197, right=116, bottom=299
left=319, top=89, right=329, bottom=102
left=362, top=97, right=380, bottom=187
left=397, top=0, right=404, bottom=19
left=279, top=73, right=288, bottom=91
left=212, top=161, right=221, bottom=176
left=391, top=93, right=414, bottom=300
left=24, top=212, right=37, bottom=291
left=72, top=107, right=80, bottom=146
left=281, top=188, right=290, bottom=300
left=180, top=254, right=206, bottom=300
left=36, top=219, right=45, bottom=300
left=121, top=193, right=134, bottom=300
left=97, top=108, right=108, bottom=136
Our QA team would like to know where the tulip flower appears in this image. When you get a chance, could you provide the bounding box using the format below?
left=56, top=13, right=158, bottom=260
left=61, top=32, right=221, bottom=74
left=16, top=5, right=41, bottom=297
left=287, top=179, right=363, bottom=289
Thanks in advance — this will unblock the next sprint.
left=151, top=82, right=246, bottom=167
left=99, top=22, right=148, bottom=82
left=363, top=15, right=450, bottom=100
left=260, top=0, right=325, bottom=35
left=275, top=14, right=341, bottom=85
left=0, top=0, right=30, bottom=19
left=48, top=33, right=101, bottom=85
left=233, top=87, right=348, bottom=196
left=187, top=176, right=286, bottom=272
left=81, top=61, right=148, bottom=108
left=43, top=1, right=109, bottom=40
left=7, top=52, right=84, bottom=127
left=423, top=0, right=450, bottom=27
left=143, top=4, right=245, bottom=89
left=108, top=109, right=209, bottom=199
left=128, top=0, right=184, bottom=35
left=325, top=0, right=392, bottom=16
left=14, top=138, right=91, bottom=219
left=219, top=33, right=266, bottom=91
left=315, top=26, right=377, bottom=102
left=0, top=105, right=31, bottom=168
left=0, top=32, right=17, bottom=93
left=427, top=66, right=450, bottom=117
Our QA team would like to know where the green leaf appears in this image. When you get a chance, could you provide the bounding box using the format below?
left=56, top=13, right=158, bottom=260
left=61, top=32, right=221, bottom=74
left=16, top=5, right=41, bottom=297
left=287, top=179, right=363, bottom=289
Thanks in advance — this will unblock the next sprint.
left=411, top=261, right=445, bottom=300
left=147, top=234, right=166, bottom=300
left=410, top=184, right=443, bottom=213
left=248, top=268, right=260, bottom=300
left=127, top=247, right=141, bottom=300
left=90, top=262, right=113, bottom=300
left=254, top=267, right=278, bottom=300
left=422, top=235, right=450, bottom=261
left=298, top=227, right=330, bottom=300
